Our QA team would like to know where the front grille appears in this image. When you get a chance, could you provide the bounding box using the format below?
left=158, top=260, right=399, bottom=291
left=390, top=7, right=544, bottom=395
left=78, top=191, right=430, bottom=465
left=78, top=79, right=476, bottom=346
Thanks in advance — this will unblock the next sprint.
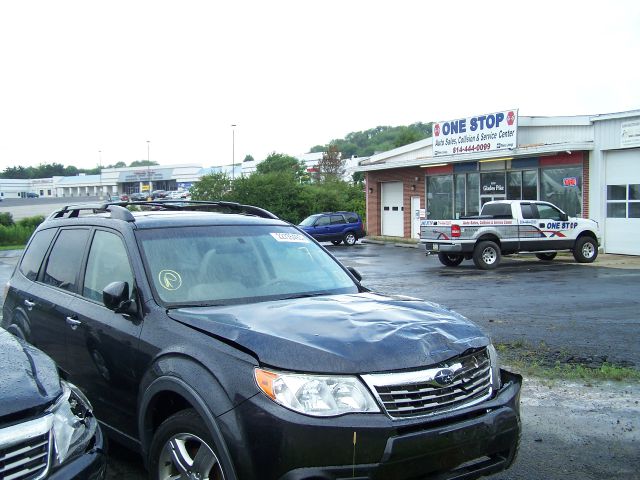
left=0, top=416, right=52, bottom=480
left=362, top=348, right=493, bottom=419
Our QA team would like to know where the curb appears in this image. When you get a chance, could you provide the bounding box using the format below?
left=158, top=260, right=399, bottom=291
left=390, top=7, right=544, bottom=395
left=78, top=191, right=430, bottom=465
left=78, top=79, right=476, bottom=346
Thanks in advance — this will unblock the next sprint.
left=0, top=249, right=23, bottom=258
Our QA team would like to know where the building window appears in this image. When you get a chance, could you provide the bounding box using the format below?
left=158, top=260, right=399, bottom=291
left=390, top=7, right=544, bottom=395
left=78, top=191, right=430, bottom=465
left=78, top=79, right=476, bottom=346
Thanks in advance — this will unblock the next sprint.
left=466, top=173, right=480, bottom=216
left=540, top=167, right=582, bottom=217
left=454, top=175, right=465, bottom=219
left=426, top=175, right=453, bottom=219
left=607, top=184, right=640, bottom=218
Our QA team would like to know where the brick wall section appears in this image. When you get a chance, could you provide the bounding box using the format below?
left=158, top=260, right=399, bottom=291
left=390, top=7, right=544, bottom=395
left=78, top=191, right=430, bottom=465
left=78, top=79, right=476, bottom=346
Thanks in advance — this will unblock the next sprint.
left=365, top=167, right=424, bottom=237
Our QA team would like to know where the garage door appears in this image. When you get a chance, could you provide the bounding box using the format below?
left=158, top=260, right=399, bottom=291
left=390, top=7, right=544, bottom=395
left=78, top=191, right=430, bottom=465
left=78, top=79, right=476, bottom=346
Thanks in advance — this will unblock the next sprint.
left=605, top=149, right=640, bottom=255
left=381, top=182, right=404, bottom=237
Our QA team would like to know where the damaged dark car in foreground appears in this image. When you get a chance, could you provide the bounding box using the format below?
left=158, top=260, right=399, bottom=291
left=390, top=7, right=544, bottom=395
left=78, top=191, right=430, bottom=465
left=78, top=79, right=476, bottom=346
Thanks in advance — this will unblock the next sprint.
left=0, top=328, right=106, bottom=480
left=2, top=201, right=521, bottom=480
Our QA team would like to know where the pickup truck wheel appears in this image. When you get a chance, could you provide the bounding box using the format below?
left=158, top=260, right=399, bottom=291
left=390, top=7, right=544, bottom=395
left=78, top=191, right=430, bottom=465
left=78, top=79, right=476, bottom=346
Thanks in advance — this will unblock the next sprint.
left=535, top=252, right=557, bottom=261
left=150, top=409, right=227, bottom=480
left=473, top=241, right=501, bottom=270
left=343, top=231, right=357, bottom=246
left=437, top=253, right=464, bottom=267
left=573, top=236, right=598, bottom=263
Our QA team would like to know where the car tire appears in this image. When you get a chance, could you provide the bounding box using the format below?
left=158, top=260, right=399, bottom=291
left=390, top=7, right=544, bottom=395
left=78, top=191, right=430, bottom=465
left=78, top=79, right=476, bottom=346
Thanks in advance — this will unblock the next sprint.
left=472, top=241, right=501, bottom=270
left=573, top=236, right=598, bottom=263
left=437, top=253, right=464, bottom=267
left=343, top=231, right=357, bottom=246
left=149, top=409, right=228, bottom=480
left=535, top=252, right=557, bottom=261
left=331, top=240, right=342, bottom=245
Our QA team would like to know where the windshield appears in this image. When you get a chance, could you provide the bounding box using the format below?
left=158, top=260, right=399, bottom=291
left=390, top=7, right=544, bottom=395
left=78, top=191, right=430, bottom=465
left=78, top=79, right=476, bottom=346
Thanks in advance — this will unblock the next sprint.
left=137, top=225, right=358, bottom=306
left=299, top=215, right=320, bottom=227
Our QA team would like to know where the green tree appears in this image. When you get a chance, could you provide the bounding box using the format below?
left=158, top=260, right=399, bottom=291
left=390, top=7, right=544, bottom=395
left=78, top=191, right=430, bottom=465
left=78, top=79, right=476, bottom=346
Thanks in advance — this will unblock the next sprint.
left=129, top=160, right=159, bottom=167
left=190, top=172, right=233, bottom=201
left=228, top=172, right=305, bottom=222
left=256, top=152, right=306, bottom=179
left=316, top=144, right=344, bottom=181
left=243, top=154, right=255, bottom=163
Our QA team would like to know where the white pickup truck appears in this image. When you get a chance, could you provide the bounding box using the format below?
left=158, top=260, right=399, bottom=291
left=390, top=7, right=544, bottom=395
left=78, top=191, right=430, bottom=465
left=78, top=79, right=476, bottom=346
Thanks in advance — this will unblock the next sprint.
left=420, top=200, right=600, bottom=269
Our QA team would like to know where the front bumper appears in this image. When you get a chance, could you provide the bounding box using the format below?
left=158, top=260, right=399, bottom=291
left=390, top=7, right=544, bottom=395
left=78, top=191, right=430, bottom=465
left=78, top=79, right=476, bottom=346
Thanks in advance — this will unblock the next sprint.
left=219, top=370, right=522, bottom=480
left=48, top=423, right=107, bottom=480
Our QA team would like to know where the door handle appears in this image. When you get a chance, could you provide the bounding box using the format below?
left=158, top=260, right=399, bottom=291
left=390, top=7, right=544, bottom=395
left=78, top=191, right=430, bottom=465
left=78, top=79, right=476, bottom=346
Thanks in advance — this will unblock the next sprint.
left=24, top=299, right=35, bottom=309
left=66, top=316, right=82, bottom=330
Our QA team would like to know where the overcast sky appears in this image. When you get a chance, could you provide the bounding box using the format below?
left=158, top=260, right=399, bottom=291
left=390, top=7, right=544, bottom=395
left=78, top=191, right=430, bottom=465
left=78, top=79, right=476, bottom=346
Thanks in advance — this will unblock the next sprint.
left=1, top=0, right=639, bottom=171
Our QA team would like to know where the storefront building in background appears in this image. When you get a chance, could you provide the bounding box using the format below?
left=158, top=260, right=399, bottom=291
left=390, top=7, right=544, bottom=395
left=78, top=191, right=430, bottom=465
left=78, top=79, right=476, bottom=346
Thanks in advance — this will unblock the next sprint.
left=358, top=108, right=640, bottom=255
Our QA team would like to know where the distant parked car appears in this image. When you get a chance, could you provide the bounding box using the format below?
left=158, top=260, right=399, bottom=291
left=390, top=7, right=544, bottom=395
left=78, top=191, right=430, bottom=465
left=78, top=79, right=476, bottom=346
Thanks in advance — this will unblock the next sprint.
left=151, top=190, right=167, bottom=199
left=120, top=193, right=129, bottom=201
left=109, top=194, right=121, bottom=202
left=129, top=192, right=147, bottom=201
left=299, top=211, right=366, bottom=246
left=27, top=192, right=39, bottom=198
left=0, top=328, right=106, bottom=479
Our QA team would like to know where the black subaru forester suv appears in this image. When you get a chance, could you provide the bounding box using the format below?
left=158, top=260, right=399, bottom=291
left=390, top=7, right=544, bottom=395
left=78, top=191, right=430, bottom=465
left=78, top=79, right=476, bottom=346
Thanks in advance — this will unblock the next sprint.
left=2, top=201, right=521, bottom=480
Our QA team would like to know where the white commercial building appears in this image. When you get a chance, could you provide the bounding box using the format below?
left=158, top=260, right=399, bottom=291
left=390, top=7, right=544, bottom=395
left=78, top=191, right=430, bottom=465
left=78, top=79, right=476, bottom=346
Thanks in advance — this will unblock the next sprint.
left=358, top=108, right=640, bottom=256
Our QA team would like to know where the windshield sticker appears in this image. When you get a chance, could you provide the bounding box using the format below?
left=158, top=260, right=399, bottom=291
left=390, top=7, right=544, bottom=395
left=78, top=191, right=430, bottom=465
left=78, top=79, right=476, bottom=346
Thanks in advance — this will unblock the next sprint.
left=158, top=270, right=183, bottom=290
left=270, top=232, right=310, bottom=243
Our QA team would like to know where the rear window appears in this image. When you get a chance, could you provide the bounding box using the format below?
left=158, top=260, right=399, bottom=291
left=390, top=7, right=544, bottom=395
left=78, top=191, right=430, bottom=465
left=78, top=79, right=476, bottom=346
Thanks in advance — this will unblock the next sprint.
left=20, top=229, right=56, bottom=281
left=480, top=203, right=513, bottom=218
left=43, top=229, right=90, bottom=292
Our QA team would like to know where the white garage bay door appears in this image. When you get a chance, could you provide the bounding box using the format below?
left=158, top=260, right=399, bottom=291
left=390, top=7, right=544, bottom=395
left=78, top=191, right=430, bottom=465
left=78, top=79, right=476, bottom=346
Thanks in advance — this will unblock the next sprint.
left=605, top=149, right=640, bottom=255
left=381, top=182, right=404, bottom=237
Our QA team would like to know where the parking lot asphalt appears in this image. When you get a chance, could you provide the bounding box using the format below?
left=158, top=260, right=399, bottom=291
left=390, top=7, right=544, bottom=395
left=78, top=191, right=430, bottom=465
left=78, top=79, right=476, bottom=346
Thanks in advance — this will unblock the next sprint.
left=1, top=241, right=638, bottom=479
left=333, top=242, right=640, bottom=368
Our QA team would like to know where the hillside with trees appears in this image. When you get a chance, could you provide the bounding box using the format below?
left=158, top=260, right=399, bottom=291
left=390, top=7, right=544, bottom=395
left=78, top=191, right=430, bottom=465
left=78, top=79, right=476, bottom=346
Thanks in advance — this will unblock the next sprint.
left=309, top=122, right=432, bottom=159
left=0, top=160, right=159, bottom=179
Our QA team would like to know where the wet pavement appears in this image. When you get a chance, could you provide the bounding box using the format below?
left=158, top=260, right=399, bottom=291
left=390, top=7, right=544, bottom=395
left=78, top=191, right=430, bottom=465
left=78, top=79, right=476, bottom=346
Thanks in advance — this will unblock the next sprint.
left=331, top=242, right=640, bottom=367
left=1, top=241, right=639, bottom=479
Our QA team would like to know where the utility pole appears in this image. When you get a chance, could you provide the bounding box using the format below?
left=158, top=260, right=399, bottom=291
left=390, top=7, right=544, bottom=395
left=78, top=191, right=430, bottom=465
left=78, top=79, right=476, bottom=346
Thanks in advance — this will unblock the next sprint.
left=231, top=124, right=236, bottom=180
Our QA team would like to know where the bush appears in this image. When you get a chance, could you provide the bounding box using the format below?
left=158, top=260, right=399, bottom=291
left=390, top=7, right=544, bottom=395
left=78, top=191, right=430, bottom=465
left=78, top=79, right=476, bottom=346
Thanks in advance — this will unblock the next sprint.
left=17, top=215, right=45, bottom=229
left=0, top=216, right=44, bottom=247
left=0, top=212, right=14, bottom=227
left=0, top=224, right=34, bottom=246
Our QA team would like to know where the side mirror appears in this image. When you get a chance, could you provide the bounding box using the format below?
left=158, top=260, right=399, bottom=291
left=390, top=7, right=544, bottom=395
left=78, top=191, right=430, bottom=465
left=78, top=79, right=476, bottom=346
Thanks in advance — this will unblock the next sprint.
left=346, top=266, right=362, bottom=282
left=560, top=212, right=568, bottom=221
left=103, top=281, right=136, bottom=314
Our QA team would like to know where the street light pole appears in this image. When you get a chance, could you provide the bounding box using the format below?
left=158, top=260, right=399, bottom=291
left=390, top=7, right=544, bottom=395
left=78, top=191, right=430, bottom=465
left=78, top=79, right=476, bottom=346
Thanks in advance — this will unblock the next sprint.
left=231, top=124, right=236, bottom=180
left=146, top=140, right=151, bottom=194
left=98, top=150, right=102, bottom=199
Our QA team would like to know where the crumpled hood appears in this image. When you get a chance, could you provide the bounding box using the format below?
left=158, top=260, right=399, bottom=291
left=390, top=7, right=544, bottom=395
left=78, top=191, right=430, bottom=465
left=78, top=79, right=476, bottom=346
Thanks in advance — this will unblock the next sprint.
left=168, top=293, right=489, bottom=373
left=0, top=329, right=62, bottom=418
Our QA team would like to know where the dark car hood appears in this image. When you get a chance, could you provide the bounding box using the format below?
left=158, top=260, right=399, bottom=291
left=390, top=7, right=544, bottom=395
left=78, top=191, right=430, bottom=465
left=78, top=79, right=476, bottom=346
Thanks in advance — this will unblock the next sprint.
left=168, top=293, right=489, bottom=373
left=0, top=329, right=62, bottom=418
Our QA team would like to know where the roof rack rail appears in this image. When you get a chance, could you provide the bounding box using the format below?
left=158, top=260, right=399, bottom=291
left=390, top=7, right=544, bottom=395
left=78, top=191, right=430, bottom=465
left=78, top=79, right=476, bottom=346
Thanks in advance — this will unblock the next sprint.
left=102, top=200, right=280, bottom=219
left=48, top=203, right=135, bottom=222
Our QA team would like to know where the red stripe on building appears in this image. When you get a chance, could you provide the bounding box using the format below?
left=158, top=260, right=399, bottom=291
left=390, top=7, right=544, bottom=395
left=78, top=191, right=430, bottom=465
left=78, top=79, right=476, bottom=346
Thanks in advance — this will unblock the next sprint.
left=539, top=152, right=583, bottom=166
left=424, top=164, right=453, bottom=175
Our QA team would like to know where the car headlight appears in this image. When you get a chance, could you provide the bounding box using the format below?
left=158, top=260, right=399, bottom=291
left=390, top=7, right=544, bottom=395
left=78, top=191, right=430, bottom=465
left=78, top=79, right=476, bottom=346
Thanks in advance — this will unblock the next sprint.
left=47, top=381, right=97, bottom=466
left=487, top=344, right=502, bottom=390
left=255, top=368, right=380, bottom=417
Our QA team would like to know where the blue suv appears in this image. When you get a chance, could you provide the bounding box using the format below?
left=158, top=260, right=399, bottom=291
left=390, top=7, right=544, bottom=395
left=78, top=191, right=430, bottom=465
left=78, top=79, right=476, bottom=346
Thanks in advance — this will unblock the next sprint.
left=299, top=211, right=365, bottom=245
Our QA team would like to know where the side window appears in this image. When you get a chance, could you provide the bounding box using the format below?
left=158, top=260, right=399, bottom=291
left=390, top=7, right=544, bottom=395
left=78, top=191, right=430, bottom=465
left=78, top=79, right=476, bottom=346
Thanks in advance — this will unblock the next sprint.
left=345, top=214, right=359, bottom=223
left=330, top=215, right=346, bottom=225
left=520, top=204, right=536, bottom=220
left=43, top=229, right=90, bottom=292
left=536, top=204, right=563, bottom=221
left=315, top=216, right=330, bottom=226
left=20, top=229, right=56, bottom=281
left=83, top=231, right=135, bottom=303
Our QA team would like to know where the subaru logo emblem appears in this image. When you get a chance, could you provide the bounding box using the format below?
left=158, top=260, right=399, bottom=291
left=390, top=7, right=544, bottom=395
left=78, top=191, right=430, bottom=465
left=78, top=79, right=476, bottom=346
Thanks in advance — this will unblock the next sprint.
left=434, top=368, right=455, bottom=386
